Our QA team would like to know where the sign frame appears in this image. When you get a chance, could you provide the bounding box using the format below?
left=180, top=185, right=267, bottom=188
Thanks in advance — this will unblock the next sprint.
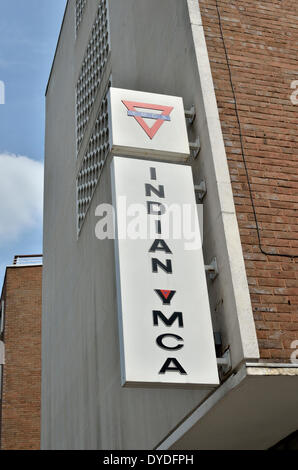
left=108, top=88, right=190, bottom=162
left=111, top=156, right=219, bottom=389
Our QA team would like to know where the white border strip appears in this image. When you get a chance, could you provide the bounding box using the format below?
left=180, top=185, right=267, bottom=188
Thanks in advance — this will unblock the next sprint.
left=187, top=0, right=259, bottom=361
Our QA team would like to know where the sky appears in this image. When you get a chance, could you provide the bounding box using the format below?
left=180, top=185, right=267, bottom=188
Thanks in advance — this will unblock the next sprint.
left=0, top=0, right=67, bottom=284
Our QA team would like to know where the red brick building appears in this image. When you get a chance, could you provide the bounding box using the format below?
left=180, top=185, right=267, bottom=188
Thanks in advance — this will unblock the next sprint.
left=0, top=255, right=42, bottom=450
left=199, top=0, right=298, bottom=362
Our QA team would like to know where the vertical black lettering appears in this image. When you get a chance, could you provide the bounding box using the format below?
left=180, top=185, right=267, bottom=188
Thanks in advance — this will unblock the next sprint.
left=149, top=239, right=172, bottom=254
left=152, top=259, right=172, bottom=274
left=153, top=311, right=184, bottom=328
left=145, top=184, right=165, bottom=198
left=159, top=358, right=187, bottom=375
left=156, top=334, right=184, bottom=351
left=155, top=220, right=162, bottom=235
left=150, top=168, right=157, bottom=181
left=147, top=201, right=166, bottom=216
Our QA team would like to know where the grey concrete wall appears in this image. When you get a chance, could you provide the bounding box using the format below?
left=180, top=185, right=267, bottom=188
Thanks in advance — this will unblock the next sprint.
left=109, top=0, right=195, bottom=109
left=42, top=0, right=259, bottom=450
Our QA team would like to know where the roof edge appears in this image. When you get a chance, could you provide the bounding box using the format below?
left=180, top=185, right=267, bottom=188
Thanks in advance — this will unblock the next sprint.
left=45, top=0, right=70, bottom=96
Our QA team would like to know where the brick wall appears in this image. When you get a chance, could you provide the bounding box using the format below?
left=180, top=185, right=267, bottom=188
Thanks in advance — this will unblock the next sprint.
left=199, top=0, right=298, bottom=361
left=0, top=266, right=42, bottom=450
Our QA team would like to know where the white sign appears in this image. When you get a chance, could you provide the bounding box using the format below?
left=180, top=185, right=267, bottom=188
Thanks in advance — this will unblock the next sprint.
left=108, top=88, right=190, bottom=161
left=111, top=156, right=219, bottom=388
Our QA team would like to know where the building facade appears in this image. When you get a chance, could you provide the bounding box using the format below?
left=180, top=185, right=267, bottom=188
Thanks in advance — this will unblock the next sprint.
left=42, top=0, right=298, bottom=449
left=0, top=255, right=42, bottom=450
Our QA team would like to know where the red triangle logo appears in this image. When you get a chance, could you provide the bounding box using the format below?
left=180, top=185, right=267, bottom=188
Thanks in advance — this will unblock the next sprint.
left=160, top=290, right=171, bottom=300
left=154, top=289, right=176, bottom=305
left=122, top=100, right=174, bottom=140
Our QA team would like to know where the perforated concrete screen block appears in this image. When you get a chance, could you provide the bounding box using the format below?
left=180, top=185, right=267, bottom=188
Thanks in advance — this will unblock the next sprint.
left=77, top=92, right=110, bottom=233
left=108, top=88, right=190, bottom=161
left=75, top=0, right=87, bottom=32
left=111, top=156, right=219, bottom=388
left=76, top=0, right=110, bottom=153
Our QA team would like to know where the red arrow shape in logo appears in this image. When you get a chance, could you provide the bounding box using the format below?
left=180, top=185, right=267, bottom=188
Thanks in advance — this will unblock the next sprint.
left=122, top=100, right=174, bottom=140
left=161, top=290, right=171, bottom=299
left=155, top=289, right=176, bottom=305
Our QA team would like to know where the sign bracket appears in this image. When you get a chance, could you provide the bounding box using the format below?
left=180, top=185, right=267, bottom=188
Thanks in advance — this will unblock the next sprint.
left=189, top=137, right=201, bottom=159
left=205, top=257, right=219, bottom=281
left=194, top=180, right=207, bottom=202
left=184, top=105, right=196, bottom=125
left=217, top=349, right=232, bottom=377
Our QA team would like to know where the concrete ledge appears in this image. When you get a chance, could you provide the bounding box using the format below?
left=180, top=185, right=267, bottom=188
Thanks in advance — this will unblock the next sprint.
left=157, top=364, right=298, bottom=449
